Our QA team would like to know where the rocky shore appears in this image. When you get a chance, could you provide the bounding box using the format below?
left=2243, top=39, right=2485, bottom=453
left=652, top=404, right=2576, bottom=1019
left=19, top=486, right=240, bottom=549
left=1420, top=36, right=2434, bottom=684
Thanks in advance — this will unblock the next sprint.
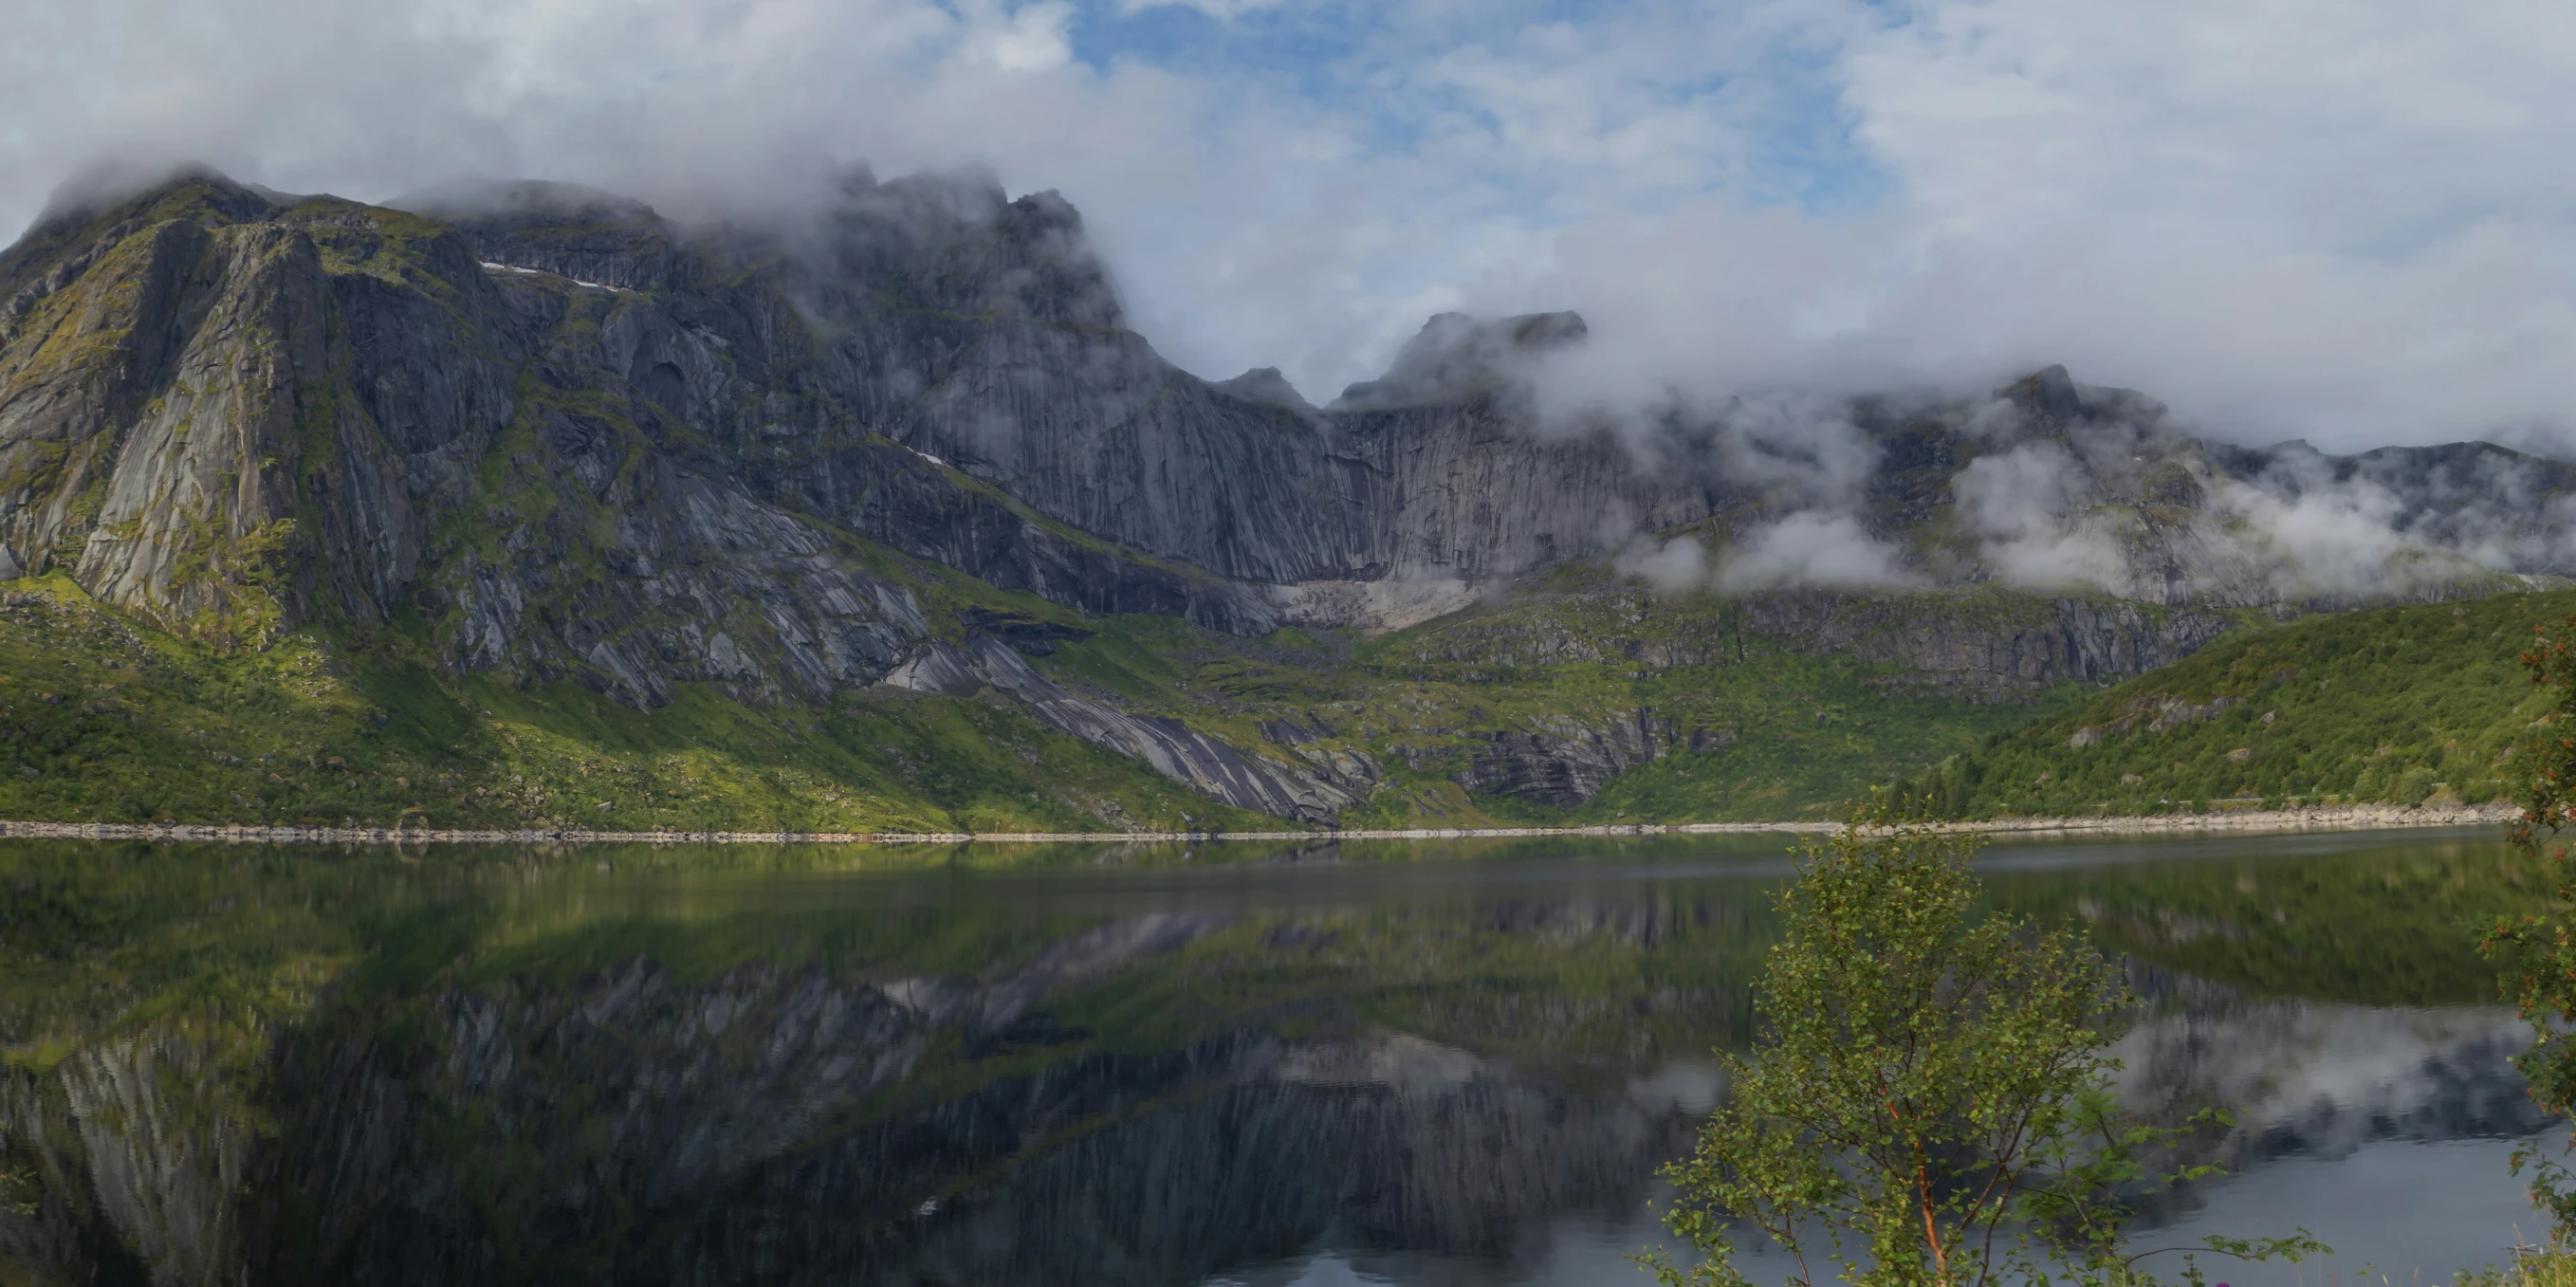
left=0, top=802, right=2515, bottom=847
left=1950, top=801, right=2521, bottom=837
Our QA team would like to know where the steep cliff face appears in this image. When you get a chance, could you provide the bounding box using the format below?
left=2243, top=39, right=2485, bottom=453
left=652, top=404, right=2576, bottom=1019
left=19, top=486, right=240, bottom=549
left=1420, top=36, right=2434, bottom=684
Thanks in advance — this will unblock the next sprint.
left=881, top=634, right=1371, bottom=822
left=12, top=169, right=2565, bottom=666
left=756, top=176, right=1713, bottom=591
left=6, top=165, right=2568, bottom=829
left=1452, top=708, right=1717, bottom=807
left=0, top=175, right=1386, bottom=825
left=0, top=174, right=1288, bottom=697
left=0, top=186, right=397, bottom=640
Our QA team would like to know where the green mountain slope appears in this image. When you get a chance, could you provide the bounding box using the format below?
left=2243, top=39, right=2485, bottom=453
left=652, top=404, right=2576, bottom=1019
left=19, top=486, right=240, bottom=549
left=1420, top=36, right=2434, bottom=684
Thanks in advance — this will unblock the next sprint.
left=1, top=565, right=2089, bottom=831
left=1904, top=590, right=2570, bottom=818
left=18, top=555, right=2561, bottom=833
left=1031, top=580, right=2088, bottom=827
left=0, top=577, right=1283, bottom=835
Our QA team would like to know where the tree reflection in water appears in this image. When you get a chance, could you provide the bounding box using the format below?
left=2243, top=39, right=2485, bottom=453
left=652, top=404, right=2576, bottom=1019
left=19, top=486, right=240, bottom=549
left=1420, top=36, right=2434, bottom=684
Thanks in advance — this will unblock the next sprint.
left=0, top=829, right=2552, bottom=1285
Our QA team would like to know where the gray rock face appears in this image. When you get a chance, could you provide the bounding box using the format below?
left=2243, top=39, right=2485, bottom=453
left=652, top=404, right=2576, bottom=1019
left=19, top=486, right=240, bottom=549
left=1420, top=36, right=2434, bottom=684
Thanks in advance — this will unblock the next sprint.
left=396, top=180, right=679, bottom=290
left=880, top=634, right=1371, bottom=822
left=1736, top=592, right=2239, bottom=699
left=1207, top=366, right=1315, bottom=414
left=1331, top=310, right=1587, bottom=412
left=420, top=170, right=1720, bottom=595
left=1394, top=588, right=2237, bottom=701
left=8, top=169, right=2574, bottom=671
left=1452, top=708, right=1726, bottom=807
left=0, top=203, right=390, bottom=638
left=7, top=165, right=2569, bottom=822
left=0, top=174, right=1282, bottom=710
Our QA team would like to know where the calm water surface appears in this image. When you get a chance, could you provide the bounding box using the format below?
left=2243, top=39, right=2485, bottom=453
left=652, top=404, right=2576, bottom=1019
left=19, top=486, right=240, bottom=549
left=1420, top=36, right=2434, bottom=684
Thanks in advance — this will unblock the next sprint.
left=0, top=828, right=2553, bottom=1284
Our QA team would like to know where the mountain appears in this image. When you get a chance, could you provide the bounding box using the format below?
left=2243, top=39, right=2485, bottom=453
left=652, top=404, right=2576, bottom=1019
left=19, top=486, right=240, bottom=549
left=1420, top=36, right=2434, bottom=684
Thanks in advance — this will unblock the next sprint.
left=2, top=165, right=2569, bottom=828
left=1903, top=589, right=2570, bottom=818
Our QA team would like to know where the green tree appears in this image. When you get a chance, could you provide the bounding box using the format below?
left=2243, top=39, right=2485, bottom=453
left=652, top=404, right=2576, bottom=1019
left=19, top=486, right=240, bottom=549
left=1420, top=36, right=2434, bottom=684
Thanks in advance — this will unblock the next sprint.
left=1645, top=807, right=2320, bottom=1287
left=2480, top=614, right=2576, bottom=1240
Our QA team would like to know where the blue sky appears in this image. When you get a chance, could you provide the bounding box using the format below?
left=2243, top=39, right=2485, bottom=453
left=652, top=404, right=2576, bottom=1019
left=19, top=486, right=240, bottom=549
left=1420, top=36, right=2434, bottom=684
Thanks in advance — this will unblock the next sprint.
left=1062, top=0, right=1890, bottom=213
left=6, top=0, right=2575, bottom=447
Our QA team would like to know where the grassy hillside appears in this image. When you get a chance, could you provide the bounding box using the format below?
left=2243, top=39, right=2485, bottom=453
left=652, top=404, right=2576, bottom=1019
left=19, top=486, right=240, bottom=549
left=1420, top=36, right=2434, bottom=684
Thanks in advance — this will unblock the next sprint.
left=1903, top=590, right=2573, bottom=818
left=0, top=561, right=2080, bottom=830
left=1038, top=605, right=2070, bottom=828
left=0, top=577, right=1282, bottom=835
left=27, top=552, right=2554, bottom=832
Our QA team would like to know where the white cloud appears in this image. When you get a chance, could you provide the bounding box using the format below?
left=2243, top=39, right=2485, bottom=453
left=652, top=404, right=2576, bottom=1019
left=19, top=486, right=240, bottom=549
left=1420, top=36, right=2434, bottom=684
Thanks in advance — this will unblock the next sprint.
left=974, top=1, right=1077, bottom=71
left=1952, top=442, right=2130, bottom=594
left=1615, top=535, right=1710, bottom=591
left=2209, top=476, right=2419, bottom=598
left=1717, top=511, right=1917, bottom=591
left=6, top=0, right=2576, bottom=450
left=1112, top=0, right=1296, bottom=16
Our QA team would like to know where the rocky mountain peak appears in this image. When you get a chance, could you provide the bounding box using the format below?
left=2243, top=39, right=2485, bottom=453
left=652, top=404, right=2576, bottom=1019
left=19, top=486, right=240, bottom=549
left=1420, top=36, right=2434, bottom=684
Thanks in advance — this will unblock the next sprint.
left=1210, top=366, right=1316, bottom=414
left=21, top=163, right=277, bottom=241
left=399, top=178, right=680, bottom=291
left=820, top=167, right=1124, bottom=330
left=3, top=167, right=2569, bottom=671
left=2001, top=362, right=2085, bottom=427
left=2, top=169, right=285, bottom=305
left=1992, top=362, right=2173, bottom=442
left=1331, top=309, right=1588, bottom=412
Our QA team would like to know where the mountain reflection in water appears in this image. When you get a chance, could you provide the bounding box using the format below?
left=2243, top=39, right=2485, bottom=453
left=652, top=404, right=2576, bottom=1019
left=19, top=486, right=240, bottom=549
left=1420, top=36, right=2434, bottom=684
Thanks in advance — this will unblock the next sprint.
left=0, top=829, right=2555, bottom=1285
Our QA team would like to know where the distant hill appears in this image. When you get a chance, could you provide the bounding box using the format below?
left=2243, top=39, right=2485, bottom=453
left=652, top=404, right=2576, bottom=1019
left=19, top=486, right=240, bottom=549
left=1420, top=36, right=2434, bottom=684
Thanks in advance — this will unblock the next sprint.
left=1903, top=591, right=2572, bottom=818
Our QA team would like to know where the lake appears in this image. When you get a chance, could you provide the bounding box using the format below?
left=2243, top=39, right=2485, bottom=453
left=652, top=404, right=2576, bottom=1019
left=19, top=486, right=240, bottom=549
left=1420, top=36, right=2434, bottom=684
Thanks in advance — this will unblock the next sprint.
left=0, top=826, right=2555, bottom=1285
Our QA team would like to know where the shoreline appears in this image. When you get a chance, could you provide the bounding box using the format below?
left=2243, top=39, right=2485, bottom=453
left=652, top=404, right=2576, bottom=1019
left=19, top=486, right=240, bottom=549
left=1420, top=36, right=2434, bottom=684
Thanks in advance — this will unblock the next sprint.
left=0, top=802, right=2516, bottom=847
left=1947, top=800, right=2519, bottom=837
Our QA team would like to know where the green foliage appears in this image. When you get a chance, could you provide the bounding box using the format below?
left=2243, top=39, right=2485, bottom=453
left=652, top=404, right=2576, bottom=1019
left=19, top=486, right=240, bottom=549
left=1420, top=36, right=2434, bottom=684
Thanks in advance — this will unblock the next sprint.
left=2458, top=1248, right=2576, bottom=1287
left=0, top=579, right=1277, bottom=835
left=1990, top=836, right=2546, bottom=1005
left=1647, top=810, right=2322, bottom=1287
left=1039, top=590, right=2071, bottom=829
left=2477, top=612, right=2576, bottom=1241
left=1904, top=593, right=2576, bottom=818
left=9, top=550, right=2045, bottom=833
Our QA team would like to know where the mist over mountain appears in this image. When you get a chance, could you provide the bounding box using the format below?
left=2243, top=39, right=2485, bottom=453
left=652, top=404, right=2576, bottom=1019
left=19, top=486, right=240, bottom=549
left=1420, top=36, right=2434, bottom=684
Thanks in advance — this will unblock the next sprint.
left=14, top=0, right=2576, bottom=457
left=11, top=166, right=2566, bottom=613
left=1, top=162, right=2568, bottom=826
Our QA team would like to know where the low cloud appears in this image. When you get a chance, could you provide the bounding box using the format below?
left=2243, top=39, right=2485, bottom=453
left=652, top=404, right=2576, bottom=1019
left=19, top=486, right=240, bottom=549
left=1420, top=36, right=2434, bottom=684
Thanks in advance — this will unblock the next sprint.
left=7, top=0, right=2575, bottom=451
left=1951, top=442, right=2132, bottom=594
left=1614, top=535, right=1710, bottom=592
left=2201, top=445, right=2576, bottom=599
left=1716, top=512, right=1917, bottom=592
left=2209, top=476, right=2420, bottom=598
left=1594, top=376, right=2576, bottom=603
